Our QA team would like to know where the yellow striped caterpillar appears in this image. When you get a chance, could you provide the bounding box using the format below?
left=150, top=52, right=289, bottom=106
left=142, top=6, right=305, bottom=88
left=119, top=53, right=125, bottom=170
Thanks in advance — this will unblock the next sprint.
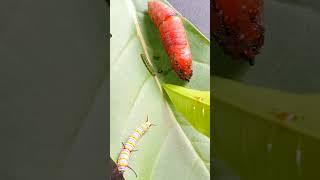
left=117, top=116, right=155, bottom=177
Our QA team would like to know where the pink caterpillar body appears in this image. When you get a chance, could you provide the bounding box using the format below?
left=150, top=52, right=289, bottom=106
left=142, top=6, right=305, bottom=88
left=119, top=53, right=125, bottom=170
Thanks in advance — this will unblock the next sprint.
left=116, top=117, right=154, bottom=177
left=148, top=0, right=193, bottom=81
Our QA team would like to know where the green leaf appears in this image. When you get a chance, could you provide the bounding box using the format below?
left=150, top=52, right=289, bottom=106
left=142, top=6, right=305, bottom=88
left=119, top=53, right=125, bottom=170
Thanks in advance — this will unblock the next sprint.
left=214, top=76, right=320, bottom=179
left=110, top=0, right=210, bottom=179
left=163, top=84, right=210, bottom=137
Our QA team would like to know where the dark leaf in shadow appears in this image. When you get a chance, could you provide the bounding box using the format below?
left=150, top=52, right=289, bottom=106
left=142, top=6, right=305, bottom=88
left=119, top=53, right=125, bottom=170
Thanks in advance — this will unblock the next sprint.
left=109, top=157, right=124, bottom=180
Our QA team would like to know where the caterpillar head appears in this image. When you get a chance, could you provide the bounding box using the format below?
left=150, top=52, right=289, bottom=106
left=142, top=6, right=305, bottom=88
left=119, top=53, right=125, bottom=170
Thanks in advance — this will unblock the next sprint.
left=141, top=116, right=155, bottom=131
left=170, top=48, right=193, bottom=81
left=142, top=121, right=152, bottom=131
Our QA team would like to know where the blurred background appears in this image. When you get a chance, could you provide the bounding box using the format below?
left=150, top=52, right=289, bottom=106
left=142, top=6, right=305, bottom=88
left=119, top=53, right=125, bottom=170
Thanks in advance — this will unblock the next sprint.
left=213, top=0, right=320, bottom=180
left=0, top=0, right=107, bottom=179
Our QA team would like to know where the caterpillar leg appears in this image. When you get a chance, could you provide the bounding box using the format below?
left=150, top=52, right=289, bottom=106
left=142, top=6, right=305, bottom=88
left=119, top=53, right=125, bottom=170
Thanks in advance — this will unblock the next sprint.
left=127, top=165, right=138, bottom=178
left=122, top=142, right=138, bottom=152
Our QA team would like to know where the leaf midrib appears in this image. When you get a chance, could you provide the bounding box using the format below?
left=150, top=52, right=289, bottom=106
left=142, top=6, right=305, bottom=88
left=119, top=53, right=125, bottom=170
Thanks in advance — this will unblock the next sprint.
left=127, top=0, right=210, bottom=177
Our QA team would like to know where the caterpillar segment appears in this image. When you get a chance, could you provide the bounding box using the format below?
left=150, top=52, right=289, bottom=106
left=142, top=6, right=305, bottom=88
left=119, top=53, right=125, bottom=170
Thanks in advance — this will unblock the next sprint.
left=116, top=116, right=155, bottom=178
left=148, top=1, right=193, bottom=81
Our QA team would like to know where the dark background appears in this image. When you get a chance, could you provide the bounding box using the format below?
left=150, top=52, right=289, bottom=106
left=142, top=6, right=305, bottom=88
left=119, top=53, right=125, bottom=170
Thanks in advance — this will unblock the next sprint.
left=169, top=0, right=210, bottom=39
left=0, top=0, right=107, bottom=179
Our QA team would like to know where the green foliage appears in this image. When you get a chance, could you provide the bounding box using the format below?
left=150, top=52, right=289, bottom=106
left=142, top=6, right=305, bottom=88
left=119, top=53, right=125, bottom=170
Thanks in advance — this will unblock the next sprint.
left=110, top=0, right=210, bottom=179
left=163, top=84, right=210, bottom=137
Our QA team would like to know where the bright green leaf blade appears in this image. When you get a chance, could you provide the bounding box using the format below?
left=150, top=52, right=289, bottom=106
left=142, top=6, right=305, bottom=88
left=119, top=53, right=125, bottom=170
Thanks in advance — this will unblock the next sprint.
left=110, top=0, right=210, bottom=179
left=214, top=76, right=320, bottom=179
left=168, top=107, right=211, bottom=170
left=163, top=84, right=210, bottom=137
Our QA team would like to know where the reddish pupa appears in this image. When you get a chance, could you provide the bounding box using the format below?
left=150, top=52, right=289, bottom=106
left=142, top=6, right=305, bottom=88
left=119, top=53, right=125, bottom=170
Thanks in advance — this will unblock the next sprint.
left=148, top=0, right=193, bottom=81
left=213, top=0, right=265, bottom=65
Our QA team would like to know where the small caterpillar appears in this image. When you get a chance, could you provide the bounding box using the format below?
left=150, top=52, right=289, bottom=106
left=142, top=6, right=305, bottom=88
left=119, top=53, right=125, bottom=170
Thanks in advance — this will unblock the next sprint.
left=148, top=1, right=193, bottom=81
left=117, top=116, right=155, bottom=177
left=140, top=54, right=156, bottom=76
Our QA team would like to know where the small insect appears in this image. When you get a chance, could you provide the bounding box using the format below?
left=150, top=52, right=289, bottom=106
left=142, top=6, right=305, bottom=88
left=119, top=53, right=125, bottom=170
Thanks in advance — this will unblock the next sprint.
left=194, top=96, right=204, bottom=102
left=270, top=110, right=303, bottom=122
left=140, top=54, right=156, bottom=76
left=148, top=1, right=193, bottom=81
left=116, top=116, right=155, bottom=178
left=158, top=69, right=163, bottom=73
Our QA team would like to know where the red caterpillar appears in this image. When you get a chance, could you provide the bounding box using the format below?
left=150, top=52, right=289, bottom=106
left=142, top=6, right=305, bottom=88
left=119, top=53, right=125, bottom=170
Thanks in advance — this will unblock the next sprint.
left=148, top=0, right=193, bottom=81
left=213, top=0, right=264, bottom=65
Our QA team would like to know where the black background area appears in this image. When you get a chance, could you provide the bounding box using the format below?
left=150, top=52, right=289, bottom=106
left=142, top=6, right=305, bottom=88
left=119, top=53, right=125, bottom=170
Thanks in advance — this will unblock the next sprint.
left=0, top=0, right=108, bottom=179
